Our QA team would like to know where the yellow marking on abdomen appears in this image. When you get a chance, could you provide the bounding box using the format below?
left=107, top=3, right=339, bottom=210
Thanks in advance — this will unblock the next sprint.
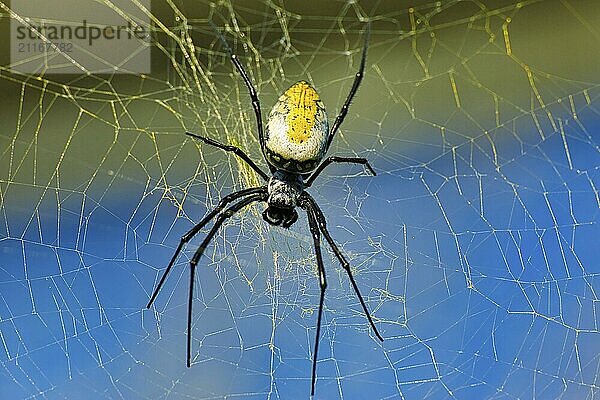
left=284, top=81, right=320, bottom=144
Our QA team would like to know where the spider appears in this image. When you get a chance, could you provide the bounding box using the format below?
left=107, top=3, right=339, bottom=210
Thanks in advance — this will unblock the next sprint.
left=146, top=21, right=383, bottom=396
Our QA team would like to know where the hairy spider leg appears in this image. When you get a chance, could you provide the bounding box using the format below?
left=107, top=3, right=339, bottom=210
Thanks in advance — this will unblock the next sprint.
left=209, top=21, right=274, bottom=171
left=305, top=156, right=376, bottom=187
left=185, top=132, right=269, bottom=181
left=326, top=21, right=371, bottom=151
left=146, top=186, right=267, bottom=309
left=303, top=201, right=328, bottom=396
left=187, top=192, right=267, bottom=367
left=304, top=193, right=384, bottom=342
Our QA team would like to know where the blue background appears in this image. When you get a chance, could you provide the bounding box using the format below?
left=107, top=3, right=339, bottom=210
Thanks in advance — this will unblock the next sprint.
left=1, top=1, right=599, bottom=399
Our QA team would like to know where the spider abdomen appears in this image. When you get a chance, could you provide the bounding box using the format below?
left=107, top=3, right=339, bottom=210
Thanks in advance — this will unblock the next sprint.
left=265, top=81, right=328, bottom=173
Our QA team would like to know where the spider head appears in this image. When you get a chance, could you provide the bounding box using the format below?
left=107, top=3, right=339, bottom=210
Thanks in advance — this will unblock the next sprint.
left=264, top=171, right=304, bottom=228
left=262, top=206, right=298, bottom=228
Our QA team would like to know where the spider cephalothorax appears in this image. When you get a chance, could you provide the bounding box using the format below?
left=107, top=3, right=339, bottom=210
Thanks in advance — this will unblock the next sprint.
left=262, top=171, right=304, bottom=227
left=146, top=21, right=382, bottom=396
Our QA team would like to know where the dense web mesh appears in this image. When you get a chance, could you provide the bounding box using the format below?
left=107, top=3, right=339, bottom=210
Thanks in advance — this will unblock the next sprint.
left=1, top=0, right=599, bottom=399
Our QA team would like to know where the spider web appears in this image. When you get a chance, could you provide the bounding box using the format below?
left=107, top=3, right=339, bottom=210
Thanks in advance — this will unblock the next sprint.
left=1, top=0, right=599, bottom=399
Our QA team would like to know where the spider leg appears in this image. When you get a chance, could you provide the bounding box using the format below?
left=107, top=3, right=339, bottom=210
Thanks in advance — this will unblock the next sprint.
left=209, top=22, right=272, bottom=170
left=304, top=193, right=383, bottom=342
left=187, top=192, right=266, bottom=367
left=146, top=186, right=266, bottom=309
left=185, top=132, right=269, bottom=181
left=302, top=202, right=328, bottom=396
left=326, top=22, right=371, bottom=151
left=305, top=156, right=376, bottom=187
